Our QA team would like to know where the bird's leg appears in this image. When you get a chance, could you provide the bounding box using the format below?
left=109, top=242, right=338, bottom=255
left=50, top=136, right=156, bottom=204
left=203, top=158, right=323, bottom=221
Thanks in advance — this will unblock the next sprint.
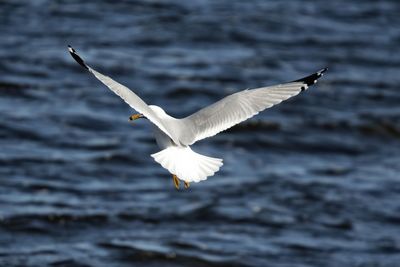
left=172, top=174, right=180, bottom=189
left=129, top=114, right=144, bottom=121
left=184, top=181, right=190, bottom=189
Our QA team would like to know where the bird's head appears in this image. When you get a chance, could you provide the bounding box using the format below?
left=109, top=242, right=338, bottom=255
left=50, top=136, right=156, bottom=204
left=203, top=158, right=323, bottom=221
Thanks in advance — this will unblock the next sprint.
left=148, top=105, right=167, bottom=117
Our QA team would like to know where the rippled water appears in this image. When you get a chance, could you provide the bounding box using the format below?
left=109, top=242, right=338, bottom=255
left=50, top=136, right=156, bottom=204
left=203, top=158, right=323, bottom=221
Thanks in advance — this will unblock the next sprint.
left=1, top=1, right=400, bottom=266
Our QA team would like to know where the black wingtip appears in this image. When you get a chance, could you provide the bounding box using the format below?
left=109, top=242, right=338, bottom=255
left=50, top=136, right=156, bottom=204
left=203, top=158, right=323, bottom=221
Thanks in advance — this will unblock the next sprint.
left=68, top=45, right=89, bottom=70
left=320, top=67, right=328, bottom=74
left=293, top=67, right=328, bottom=88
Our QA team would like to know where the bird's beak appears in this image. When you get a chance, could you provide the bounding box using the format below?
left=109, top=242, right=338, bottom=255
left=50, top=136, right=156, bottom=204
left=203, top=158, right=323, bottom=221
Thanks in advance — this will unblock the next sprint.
left=129, top=114, right=145, bottom=121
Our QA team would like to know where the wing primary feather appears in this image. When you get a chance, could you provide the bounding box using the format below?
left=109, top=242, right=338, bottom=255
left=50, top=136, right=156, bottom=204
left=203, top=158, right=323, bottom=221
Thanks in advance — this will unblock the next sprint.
left=68, top=47, right=328, bottom=147
left=292, top=68, right=328, bottom=86
left=67, top=45, right=180, bottom=144
left=181, top=68, right=328, bottom=145
left=68, top=45, right=89, bottom=70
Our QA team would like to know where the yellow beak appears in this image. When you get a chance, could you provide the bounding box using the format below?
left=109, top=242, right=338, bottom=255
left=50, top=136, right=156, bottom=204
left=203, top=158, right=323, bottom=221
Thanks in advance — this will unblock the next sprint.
left=129, top=114, right=144, bottom=121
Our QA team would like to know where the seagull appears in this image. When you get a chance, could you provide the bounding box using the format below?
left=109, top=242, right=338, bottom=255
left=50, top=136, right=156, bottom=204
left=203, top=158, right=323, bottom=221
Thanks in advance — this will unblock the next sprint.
left=68, top=45, right=327, bottom=189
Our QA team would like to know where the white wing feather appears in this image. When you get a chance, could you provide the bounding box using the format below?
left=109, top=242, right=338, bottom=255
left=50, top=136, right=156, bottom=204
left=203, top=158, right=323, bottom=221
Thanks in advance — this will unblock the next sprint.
left=68, top=46, right=180, bottom=144
left=179, top=69, right=327, bottom=145
left=68, top=46, right=327, bottom=148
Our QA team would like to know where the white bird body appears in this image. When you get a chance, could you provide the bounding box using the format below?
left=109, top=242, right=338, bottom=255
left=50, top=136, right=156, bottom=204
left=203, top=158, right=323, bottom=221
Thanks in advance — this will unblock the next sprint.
left=68, top=45, right=327, bottom=186
left=149, top=105, right=223, bottom=183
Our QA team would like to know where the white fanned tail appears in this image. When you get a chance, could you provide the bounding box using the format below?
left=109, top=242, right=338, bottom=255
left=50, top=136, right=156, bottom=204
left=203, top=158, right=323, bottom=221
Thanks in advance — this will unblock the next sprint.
left=151, top=146, right=223, bottom=183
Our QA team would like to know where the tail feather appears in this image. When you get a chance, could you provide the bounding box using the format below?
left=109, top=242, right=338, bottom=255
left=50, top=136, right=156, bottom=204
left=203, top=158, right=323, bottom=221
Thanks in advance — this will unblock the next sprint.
left=151, top=146, right=223, bottom=183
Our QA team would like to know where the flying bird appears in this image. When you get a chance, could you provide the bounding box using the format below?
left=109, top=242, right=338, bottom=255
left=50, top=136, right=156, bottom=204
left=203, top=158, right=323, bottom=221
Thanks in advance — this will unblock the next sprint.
left=68, top=45, right=327, bottom=189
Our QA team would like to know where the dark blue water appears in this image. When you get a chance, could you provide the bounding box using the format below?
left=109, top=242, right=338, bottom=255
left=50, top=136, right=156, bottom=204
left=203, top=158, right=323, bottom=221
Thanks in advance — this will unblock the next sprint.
left=1, top=1, right=400, bottom=266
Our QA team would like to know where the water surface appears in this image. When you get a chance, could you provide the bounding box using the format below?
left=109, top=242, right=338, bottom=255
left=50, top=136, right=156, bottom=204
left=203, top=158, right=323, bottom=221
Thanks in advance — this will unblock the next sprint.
left=1, top=1, right=400, bottom=266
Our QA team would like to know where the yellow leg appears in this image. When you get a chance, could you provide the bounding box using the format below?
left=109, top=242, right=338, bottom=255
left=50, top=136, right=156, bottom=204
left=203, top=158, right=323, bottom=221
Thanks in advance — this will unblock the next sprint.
left=184, top=181, right=190, bottom=189
left=172, top=174, right=180, bottom=189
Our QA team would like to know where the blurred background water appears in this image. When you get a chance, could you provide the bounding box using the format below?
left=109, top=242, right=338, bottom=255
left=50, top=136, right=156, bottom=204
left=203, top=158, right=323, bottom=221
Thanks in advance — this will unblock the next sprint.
left=1, top=0, right=400, bottom=266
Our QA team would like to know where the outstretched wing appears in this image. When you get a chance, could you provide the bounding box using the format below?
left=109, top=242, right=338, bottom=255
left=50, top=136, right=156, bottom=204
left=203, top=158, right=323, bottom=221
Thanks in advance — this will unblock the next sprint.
left=179, top=68, right=327, bottom=145
left=68, top=46, right=180, bottom=144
